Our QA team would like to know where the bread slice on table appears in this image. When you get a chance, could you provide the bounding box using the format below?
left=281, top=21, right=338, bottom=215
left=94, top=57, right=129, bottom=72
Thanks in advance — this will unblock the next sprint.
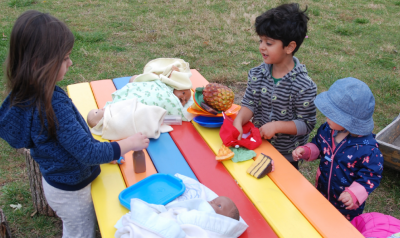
left=247, top=153, right=273, bottom=178
left=216, top=144, right=234, bottom=161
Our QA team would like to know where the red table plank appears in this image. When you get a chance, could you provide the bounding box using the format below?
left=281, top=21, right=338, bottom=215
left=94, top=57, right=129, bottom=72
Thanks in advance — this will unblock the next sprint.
left=170, top=122, right=278, bottom=238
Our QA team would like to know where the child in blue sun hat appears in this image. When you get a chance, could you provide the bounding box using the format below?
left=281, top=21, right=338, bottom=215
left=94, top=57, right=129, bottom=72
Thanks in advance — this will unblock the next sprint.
left=292, top=77, right=384, bottom=221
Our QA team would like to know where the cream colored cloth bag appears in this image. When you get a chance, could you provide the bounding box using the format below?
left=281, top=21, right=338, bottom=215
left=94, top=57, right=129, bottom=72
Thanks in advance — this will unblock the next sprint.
left=134, top=58, right=192, bottom=90
left=91, top=98, right=172, bottom=140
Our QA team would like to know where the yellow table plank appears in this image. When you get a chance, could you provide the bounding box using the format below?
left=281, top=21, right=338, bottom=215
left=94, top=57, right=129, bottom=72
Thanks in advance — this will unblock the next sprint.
left=91, top=164, right=128, bottom=237
left=67, top=83, right=128, bottom=238
left=192, top=122, right=321, bottom=238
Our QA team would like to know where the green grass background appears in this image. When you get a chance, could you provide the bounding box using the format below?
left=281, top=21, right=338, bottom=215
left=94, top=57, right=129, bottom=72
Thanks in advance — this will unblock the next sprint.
left=1, top=0, right=399, bottom=237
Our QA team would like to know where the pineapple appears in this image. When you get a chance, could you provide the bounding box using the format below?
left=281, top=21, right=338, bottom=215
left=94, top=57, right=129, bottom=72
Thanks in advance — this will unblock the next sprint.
left=202, top=83, right=234, bottom=111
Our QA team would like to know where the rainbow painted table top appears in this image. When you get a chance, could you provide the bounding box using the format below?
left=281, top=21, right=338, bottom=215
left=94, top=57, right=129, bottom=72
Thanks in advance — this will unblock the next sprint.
left=67, top=70, right=363, bottom=238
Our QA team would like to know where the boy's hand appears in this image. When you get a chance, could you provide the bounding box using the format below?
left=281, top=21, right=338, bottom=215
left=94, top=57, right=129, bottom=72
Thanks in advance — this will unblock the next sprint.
left=292, top=147, right=305, bottom=161
left=338, top=191, right=355, bottom=210
left=232, top=119, right=243, bottom=140
left=259, top=122, right=277, bottom=139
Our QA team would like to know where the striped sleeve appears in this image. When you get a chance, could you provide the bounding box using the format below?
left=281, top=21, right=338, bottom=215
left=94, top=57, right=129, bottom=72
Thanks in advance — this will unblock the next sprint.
left=241, top=68, right=261, bottom=113
left=293, top=77, right=317, bottom=134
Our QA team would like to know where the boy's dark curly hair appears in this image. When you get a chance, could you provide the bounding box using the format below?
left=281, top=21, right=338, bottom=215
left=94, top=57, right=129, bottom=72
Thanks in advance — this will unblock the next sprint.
left=255, top=3, right=309, bottom=55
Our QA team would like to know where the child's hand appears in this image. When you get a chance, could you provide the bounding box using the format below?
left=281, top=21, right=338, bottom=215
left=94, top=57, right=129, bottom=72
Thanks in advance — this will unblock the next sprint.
left=292, top=147, right=305, bottom=161
left=259, top=122, right=277, bottom=140
left=232, top=119, right=243, bottom=140
left=129, top=75, right=138, bottom=83
left=271, top=159, right=275, bottom=172
left=129, top=132, right=150, bottom=151
left=169, top=65, right=179, bottom=78
left=338, top=191, right=355, bottom=210
left=110, top=157, right=125, bottom=164
left=118, top=133, right=150, bottom=156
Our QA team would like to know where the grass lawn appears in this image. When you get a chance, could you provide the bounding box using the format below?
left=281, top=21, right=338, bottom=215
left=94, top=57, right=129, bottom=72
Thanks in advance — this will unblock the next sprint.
left=1, top=0, right=399, bottom=237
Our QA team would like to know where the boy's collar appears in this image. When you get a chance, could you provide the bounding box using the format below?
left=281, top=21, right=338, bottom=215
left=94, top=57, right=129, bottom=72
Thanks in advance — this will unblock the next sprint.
left=262, top=56, right=305, bottom=80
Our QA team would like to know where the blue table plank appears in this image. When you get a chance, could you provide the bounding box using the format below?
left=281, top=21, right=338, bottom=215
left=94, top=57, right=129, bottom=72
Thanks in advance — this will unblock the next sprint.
left=112, top=76, right=198, bottom=181
left=113, top=77, right=132, bottom=90
left=147, top=133, right=198, bottom=180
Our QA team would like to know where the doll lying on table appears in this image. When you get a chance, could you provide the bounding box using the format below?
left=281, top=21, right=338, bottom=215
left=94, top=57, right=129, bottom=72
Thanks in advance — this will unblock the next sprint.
left=111, top=58, right=194, bottom=121
left=86, top=58, right=194, bottom=140
left=115, top=174, right=248, bottom=238
left=87, top=98, right=172, bottom=141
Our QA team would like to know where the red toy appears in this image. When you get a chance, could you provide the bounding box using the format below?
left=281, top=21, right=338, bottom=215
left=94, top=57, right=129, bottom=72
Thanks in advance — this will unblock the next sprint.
left=219, top=113, right=262, bottom=150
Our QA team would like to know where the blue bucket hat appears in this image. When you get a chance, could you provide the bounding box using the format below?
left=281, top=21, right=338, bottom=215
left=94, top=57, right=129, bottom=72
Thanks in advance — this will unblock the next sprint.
left=314, top=77, right=375, bottom=135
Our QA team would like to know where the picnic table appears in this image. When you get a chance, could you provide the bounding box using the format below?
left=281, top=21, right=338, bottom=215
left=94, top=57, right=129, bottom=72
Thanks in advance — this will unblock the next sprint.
left=67, top=70, right=363, bottom=238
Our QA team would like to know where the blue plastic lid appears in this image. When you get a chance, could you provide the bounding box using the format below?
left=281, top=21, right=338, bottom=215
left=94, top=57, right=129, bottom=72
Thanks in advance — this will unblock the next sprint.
left=119, top=173, right=186, bottom=210
left=193, top=115, right=224, bottom=128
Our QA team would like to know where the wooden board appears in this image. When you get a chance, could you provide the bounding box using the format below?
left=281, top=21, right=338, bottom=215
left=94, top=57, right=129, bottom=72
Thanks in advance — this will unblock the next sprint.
left=112, top=76, right=131, bottom=90
left=376, top=116, right=400, bottom=172
left=190, top=69, right=209, bottom=90
left=119, top=150, right=157, bottom=187
left=147, top=133, right=198, bottom=180
left=91, top=164, right=128, bottom=238
left=90, top=79, right=115, bottom=109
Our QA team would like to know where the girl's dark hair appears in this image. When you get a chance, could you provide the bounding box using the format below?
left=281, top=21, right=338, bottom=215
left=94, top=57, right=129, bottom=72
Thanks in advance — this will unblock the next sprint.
left=6, top=10, right=74, bottom=138
left=255, top=3, right=309, bottom=55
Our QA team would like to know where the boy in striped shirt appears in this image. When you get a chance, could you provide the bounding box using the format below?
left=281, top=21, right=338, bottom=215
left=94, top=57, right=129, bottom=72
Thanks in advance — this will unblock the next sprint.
left=233, top=3, right=317, bottom=169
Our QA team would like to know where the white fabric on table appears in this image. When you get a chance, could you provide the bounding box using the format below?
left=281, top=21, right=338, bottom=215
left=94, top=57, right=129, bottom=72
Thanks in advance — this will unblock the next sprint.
left=114, top=174, right=248, bottom=238
left=135, top=58, right=192, bottom=91
left=91, top=98, right=173, bottom=140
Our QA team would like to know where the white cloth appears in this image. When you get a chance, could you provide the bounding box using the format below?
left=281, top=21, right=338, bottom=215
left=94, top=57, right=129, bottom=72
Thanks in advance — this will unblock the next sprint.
left=115, top=174, right=248, bottom=238
left=91, top=98, right=173, bottom=140
left=115, top=199, right=247, bottom=238
left=134, top=58, right=192, bottom=90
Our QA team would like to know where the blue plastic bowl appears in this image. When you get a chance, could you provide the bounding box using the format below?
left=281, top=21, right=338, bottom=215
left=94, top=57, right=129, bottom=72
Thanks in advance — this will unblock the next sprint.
left=193, top=116, right=224, bottom=128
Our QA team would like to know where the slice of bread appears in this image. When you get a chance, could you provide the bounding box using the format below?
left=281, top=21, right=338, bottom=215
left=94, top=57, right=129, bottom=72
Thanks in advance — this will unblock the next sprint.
left=247, top=153, right=273, bottom=178
left=216, top=144, right=235, bottom=161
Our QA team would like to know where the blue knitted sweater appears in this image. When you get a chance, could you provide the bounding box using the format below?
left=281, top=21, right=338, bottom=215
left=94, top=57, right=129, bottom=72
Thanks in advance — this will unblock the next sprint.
left=0, top=86, right=121, bottom=191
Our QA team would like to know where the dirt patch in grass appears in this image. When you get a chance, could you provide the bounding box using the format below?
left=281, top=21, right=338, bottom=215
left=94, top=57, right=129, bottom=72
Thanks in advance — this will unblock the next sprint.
left=230, top=82, right=247, bottom=105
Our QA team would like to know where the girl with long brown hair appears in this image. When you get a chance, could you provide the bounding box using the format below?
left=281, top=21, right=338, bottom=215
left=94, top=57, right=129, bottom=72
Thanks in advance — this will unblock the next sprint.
left=0, top=10, right=149, bottom=237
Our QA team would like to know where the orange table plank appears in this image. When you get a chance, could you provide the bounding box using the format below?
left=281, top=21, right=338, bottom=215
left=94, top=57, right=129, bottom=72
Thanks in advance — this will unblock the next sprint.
left=90, top=80, right=115, bottom=109
left=119, top=150, right=157, bottom=187
left=190, top=69, right=209, bottom=90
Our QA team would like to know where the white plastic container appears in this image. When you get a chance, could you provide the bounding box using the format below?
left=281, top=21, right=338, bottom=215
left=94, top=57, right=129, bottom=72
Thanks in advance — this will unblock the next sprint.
left=163, top=115, right=182, bottom=125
